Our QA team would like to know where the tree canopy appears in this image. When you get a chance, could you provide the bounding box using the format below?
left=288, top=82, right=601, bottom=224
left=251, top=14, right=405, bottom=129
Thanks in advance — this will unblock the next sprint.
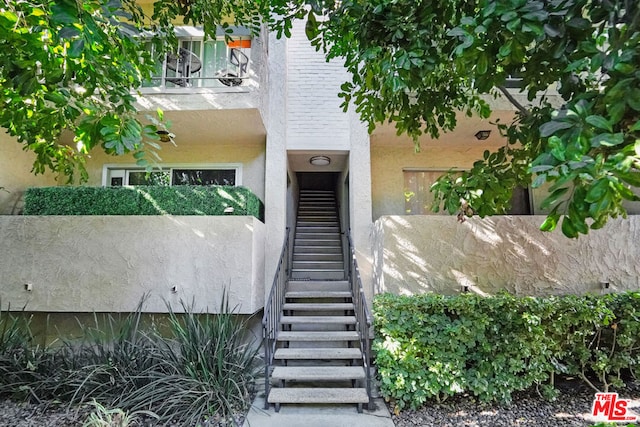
left=1, top=0, right=639, bottom=237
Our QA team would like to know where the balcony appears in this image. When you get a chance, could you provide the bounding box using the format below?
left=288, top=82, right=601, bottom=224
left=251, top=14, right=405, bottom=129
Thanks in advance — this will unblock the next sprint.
left=134, top=26, right=264, bottom=113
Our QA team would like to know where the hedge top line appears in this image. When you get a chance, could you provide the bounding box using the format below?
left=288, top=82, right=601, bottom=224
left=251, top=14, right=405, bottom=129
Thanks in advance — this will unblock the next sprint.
left=23, top=185, right=265, bottom=221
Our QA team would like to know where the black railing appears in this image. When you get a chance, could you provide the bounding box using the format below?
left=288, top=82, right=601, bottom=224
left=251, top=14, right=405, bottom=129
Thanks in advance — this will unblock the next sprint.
left=346, top=231, right=373, bottom=408
left=261, top=227, right=290, bottom=409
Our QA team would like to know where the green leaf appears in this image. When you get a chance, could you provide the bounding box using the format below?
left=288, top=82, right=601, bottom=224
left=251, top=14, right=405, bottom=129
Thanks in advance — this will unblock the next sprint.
left=561, top=216, right=578, bottom=238
left=539, top=120, right=573, bottom=137
left=541, top=187, right=568, bottom=210
left=51, top=3, right=78, bottom=25
left=532, top=173, right=547, bottom=188
left=585, top=115, right=612, bottom=132
left=539, top=214, right=559, bottom=231
left=585, top=179, right=608, bottom=203
left=305, top=11, right=319, bottom=40
left=590, top=133, right=624, bottom=148
left=68, top=39, right=85, bottom=58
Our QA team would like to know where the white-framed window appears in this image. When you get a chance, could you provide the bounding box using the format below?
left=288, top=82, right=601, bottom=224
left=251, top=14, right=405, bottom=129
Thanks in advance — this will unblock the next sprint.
left=143, top=26, right=251, bottom=90
left=102, top=164, right=242, bottom=187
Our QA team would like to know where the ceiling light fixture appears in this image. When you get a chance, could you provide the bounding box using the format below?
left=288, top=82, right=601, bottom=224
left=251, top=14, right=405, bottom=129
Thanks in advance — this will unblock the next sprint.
left=309, top=155, right=331, bottom=166
left=474, top=130, right=491, bottom=140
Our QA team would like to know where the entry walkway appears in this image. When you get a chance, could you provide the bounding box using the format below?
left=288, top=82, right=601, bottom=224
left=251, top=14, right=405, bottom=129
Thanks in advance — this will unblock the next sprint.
left=242, top=394, right=395, bottom=427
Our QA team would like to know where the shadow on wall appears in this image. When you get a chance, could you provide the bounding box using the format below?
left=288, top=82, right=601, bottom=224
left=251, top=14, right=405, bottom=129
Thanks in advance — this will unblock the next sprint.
left=373, top=215, right=640, bottom=297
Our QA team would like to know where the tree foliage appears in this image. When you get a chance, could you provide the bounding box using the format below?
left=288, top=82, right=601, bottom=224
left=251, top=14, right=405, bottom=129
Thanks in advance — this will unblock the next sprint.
left=2, top=0, right=640, bottom=237
left=289, top=0, right=640, bottom=237
left=0, top=0, right=255, bottom=182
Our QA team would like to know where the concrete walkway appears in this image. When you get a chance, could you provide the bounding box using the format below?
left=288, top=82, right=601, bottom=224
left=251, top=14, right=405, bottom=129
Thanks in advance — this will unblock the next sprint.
left=242, top=394, right=395, bottom=427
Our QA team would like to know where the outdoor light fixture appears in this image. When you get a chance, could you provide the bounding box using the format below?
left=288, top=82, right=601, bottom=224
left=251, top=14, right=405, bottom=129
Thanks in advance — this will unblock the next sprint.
left=474, top=130, right=491, bottom=140
left=601, top=281, right=610, bottom=290
left=309, top=155, right=331, bottom=166
left=156, top=130, right=173, bottom=143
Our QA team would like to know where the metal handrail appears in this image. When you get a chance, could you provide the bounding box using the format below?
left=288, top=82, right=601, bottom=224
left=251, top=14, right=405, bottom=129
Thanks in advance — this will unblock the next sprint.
left=346, top=230, right=373, bottom=408
left=261, top=227, right=290, bottom=409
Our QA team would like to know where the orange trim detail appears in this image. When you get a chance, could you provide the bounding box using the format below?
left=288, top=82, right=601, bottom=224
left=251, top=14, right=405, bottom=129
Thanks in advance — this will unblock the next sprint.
left=227, top=39, right=252, bottom=48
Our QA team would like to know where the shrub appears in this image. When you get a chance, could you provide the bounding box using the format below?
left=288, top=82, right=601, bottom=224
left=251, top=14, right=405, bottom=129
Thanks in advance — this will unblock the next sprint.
left=0, top=305, right=52, bottom=401
left=373, top=292, right=640, bottom=410
left=121, top=296, right=260, bottom=425
left=0, top=295, right=260, bottom=426
left=23, top=185, right=264, bottom=221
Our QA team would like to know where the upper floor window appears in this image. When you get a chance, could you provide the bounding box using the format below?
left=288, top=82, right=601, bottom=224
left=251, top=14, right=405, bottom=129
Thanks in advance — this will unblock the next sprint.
left=143, top=26, right=251, bottom=90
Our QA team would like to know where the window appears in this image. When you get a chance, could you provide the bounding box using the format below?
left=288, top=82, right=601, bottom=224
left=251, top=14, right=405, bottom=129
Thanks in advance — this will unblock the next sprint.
left=403, top=169, right=532, bottom=215
left=143, top=27, right=251, bottom=89
left=104, top=164, right=241, bottom=187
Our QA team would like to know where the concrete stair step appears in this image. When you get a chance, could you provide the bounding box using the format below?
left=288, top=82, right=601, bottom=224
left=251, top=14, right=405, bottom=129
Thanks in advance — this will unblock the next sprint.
left=292, top=261, right=344, bottom=269
left=268, top=387, right=369, bottom=405
left=296, top=224, right=339, bottom=230
left=271, top=366, right=365, bottom=381
left=294, top=238, right=341, bottom=246
left=298, top=201, right=336, bottom=207
left=285, top=291, right=352, bottom=299
left=298, top=202, right=336, bottom=206
left=297, top=208, right=337, bottom=212
left=295, top=232, right=341, bottom=239
left=287, top=280, right=350, bottom=292
left=296, top=215, right=338, bottom=224
left=296, top=226, right=341, bottom=233
left=291, top=269, right=345, bottom=280
left=282, top=302, right=354, bottom=311
left=293, top=246, right=342, bottom=254
left=280, top=315, right=356, bottom=325
left=277, top=330, right=359, bottom=342
left=274, top=347, right=362, bottom=360
left=293, top=253, right=343, bottom=262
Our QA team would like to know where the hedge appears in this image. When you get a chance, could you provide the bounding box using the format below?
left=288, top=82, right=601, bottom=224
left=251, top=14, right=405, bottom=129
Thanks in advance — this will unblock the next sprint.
left=373, top=292, right=640, bottom=410
left=23, top=186, right=264, bottom=221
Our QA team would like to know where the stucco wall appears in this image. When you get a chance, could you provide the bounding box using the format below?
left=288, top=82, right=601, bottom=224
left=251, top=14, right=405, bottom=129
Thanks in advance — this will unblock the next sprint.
left=370, top=142, right=505, bottom=221
left=0, top=216, right=265, bottom=314
left=373, top=215, right=640, bottom=296
left=0, top=134, right=59, bottom=215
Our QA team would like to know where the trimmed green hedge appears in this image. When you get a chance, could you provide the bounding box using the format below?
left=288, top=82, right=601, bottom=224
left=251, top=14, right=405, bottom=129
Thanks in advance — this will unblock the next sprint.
left=373, top=292, right=640, bottom=410
left=24, top=186, right=264, bottom=221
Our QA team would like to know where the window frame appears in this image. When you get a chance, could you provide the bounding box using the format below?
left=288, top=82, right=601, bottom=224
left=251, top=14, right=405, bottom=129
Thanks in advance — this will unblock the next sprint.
left=102, top=163, right=243, bottom=187
left=402, top=168, right=535, bottom=215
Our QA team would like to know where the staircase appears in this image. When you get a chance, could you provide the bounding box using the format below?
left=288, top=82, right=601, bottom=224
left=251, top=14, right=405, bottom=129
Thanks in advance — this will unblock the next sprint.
left=263, top=189, right=371, bottom=413
left=291, top=190, right=345, bottom=280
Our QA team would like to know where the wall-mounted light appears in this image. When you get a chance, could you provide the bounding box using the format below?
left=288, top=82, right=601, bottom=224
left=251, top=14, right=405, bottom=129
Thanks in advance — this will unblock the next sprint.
left=309, top=155, right=331, bottom=166
left=474, top=130, right=491, bottom=140
left=156, top=130, right=173, bottom=143
left=24, top=283, right=33, bottom=292
left=601, top=281, right=610, bottom=290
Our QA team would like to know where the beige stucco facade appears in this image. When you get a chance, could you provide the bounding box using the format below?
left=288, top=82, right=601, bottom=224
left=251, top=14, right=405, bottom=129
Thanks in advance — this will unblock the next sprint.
left=373, top=215, right=640, bottom=297
left=0, top=216, right=265, bottom=314
left=1, top=15, right=639, bottom=319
